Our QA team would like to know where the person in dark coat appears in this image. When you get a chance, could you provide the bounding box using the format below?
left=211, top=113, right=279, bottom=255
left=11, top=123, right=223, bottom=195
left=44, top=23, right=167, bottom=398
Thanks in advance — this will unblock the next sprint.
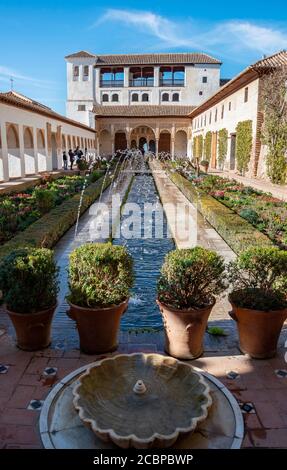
left=63, top=151, right=68, bottom=170
left=68, top=149, right=75, bottom=170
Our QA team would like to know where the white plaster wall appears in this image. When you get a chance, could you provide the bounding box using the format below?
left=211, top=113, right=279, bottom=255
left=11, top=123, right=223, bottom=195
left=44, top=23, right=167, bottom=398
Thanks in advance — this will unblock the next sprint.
left=192, top=78, right=260, bottom=171
left=0, top=102, right=96, bottom=181
left=67, top=59, right=221, bottom=123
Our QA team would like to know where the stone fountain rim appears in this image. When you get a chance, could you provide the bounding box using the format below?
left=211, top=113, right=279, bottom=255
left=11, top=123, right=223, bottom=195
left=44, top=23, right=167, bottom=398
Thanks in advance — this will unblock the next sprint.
left=72, top=352, right=213, bottom=447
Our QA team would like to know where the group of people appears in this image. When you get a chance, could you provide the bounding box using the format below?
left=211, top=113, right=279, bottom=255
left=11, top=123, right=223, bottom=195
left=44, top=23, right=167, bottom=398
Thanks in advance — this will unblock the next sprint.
left=62, top=146, right=87, bottom=170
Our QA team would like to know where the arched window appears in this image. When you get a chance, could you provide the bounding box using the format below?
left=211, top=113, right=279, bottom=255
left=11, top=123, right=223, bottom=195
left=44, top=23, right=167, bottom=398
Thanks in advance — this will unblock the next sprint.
left=73, top=66, right=79, bottom=81
left=142, top=93, right=149, bottom=102
left=132, top=93, right=139, bottom=102
left=112, top=93, right=119, bottom=102
left=83, top=65, right=89, bottom=80
left=162, top=93, right=169, bottom=102
left=172, top=93, right=179, bottom=102
left=102, top=94, right=109, bottom=102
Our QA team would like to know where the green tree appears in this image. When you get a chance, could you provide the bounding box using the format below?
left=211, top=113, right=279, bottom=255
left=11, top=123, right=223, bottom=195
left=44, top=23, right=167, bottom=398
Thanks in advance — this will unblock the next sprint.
left=204, top=131, right=212, bottom=161
left=235, top=120, right=253, bottom=175
left=260, top=68, right=287, bottom=184
left=217, top=129, right=228, bottom=169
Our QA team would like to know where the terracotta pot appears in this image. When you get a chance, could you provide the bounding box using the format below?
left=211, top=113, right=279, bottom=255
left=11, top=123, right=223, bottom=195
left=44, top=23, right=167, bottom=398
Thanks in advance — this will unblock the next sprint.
left=229, top=295, right=287, bottom=359
left=7, top=305, right=56, bottom=351
left=157, top=298, right=215, bottom=360
left=67, top=299, right=129, bottom=354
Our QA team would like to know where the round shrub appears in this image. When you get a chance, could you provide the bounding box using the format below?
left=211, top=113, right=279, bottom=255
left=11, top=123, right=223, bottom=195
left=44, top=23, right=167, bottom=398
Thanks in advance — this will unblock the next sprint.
left=239, top=208, right=260, bottom=225
left=34, top=188, right=56, bottom=214
left=68, top=243, right=133, bottom=308
left=0, top=248, right=59, bottom=313
left=157, top=247, right=226, bottom=310
left=228, top=246, right=287, bottom=310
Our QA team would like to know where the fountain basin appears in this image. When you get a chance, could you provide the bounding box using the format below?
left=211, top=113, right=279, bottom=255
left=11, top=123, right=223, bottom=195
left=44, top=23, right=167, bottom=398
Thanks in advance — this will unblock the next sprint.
left=73, top=353, right=212, bottom=449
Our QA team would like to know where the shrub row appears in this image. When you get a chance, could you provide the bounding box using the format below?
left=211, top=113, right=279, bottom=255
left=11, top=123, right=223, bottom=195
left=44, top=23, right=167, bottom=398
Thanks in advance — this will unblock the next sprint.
left=166, top=168, right=272, bottom=254
left=0, top=171, right=115, bottom=259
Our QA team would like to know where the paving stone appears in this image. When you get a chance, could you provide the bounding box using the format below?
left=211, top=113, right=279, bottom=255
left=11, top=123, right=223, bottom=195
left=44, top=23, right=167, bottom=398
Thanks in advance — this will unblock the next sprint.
left=251, top=428, right=287, bottom=448
left=255, top=402, right=286, bottom=429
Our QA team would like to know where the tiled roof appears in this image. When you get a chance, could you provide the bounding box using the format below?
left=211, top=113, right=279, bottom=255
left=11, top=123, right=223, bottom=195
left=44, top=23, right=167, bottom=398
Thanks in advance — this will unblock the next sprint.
left=65, top=50, right=96, bottom=59
left=65, top=51, right=221, bottom=65
left=251, top=50, right=287, bottom=69
left=189, top=50, right=287, bottom=118
left=0, top=91, right=96, bottom=133
left=93, top=105, right=195, bottom=117
left=95, top=53, right=221, bottom=66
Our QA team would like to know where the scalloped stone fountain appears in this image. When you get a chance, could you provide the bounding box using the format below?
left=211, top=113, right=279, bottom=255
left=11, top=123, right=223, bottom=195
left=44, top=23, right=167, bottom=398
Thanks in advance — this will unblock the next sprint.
left=39, top=353, right=244, bottom=449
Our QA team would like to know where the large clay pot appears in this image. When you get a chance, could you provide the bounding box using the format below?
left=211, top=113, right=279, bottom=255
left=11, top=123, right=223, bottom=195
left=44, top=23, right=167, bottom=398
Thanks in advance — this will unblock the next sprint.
left=157, top=298, right=215, bottom=360
left=229, top=295, right=287, bottom=359
left=7, top=305, right=56, bottom=351
left=67, top=299, right=129, bottom=354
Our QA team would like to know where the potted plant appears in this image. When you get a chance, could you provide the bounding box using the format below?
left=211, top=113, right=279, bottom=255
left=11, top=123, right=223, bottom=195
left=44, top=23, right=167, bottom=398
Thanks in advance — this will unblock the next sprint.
left=200, top=160, right=209, bottom=173
left=0, top=248, right=59, bottom=350
left=67, top=243, right=133, bottom=354
left=77, top=158, right=89, bottom=175
left=228, top=246, right=287, bottom=359
left=157, top=247, right=226, bottom=359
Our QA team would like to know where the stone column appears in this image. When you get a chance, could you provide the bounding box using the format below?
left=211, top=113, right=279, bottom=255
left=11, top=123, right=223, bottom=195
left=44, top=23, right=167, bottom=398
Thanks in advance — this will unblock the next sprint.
left=171, top=138, right=175, bottom=160
left=154, top=66, right=160, bottom=87
left=171, top=125, right=176, bottom=160
left=111, top=124, right=115, bottom=155
left=46, top=122, right=52, bottom=171
left=155, top=138, right=159, bottom=156
left=33, top=127, right=39, bottom=174
left=0, top=122, right=9, bottom=181
left=124, top=67, right=129, bottom=87
left=18, top=125, right=26, bottom=177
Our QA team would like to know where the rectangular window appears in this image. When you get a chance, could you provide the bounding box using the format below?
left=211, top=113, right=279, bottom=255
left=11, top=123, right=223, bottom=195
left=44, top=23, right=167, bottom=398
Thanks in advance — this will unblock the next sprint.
left=73, top=66, right=79, bottom=81
left=202, top=76, right=207, bottom=83
left=201, top=116, right=203, bottom=127
left=228, top=101, right=232, bottom=111
left=83, top=65, right=89, bottom=81
left=215, top=108, right=218, bottom=122
left=204, top=115, right=206, bottom=126
left=221, top=105, right=224, bottom=119
left=244, top=87, right=249, bottom=102
left=78, top=105, right=86, bottom=111
left=209, top=112, right=212, bottom=124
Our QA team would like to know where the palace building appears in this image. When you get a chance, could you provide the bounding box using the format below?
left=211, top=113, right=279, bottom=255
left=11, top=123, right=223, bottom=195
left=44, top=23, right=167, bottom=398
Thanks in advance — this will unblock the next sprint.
left=65, top=51, right=222, bottom=158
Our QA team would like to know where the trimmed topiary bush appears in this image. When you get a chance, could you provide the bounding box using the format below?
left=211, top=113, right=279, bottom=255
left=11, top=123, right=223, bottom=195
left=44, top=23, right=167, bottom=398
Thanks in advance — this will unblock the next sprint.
left=228, top=246, right=287, bottom=310
left=34, top=188, right=56, bottom=215
left=0, top=247, right=59, bottom=314
left=68, top=243, right=133, bottom=308
left=157, top=247, right=226, bottom=310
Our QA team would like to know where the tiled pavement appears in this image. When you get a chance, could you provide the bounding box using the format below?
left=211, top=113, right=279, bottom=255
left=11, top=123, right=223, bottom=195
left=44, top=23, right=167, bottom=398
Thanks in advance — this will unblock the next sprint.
left=0, top=325, right=287, bottom=449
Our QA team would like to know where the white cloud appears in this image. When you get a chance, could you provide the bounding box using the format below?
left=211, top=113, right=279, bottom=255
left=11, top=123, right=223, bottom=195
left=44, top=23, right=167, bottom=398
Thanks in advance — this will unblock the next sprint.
left=0, top=65, right=55, bottom=89
left=97, top=9, right=287, bottom=59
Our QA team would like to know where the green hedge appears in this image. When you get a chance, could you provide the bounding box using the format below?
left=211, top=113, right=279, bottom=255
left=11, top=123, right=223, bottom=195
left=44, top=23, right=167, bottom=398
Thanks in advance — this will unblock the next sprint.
left=0, top=171, right=115, bottom=259
left=166, top=169, right=272, bottom=254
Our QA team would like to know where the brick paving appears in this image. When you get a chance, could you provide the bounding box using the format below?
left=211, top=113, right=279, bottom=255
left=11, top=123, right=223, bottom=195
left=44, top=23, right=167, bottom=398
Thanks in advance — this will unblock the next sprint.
left=0, top=328, right=287, bottom=449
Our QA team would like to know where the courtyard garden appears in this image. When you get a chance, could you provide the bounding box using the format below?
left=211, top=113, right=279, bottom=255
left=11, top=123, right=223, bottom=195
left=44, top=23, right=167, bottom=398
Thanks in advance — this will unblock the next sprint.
left=0, top=153, right=286, bottom=451
left=0, top=172, right=103, bottom=246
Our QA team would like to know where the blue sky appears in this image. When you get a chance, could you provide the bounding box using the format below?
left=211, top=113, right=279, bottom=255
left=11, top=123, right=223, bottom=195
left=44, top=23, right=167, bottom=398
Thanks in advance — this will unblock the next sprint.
left=0, top=0, right=286, bottom=114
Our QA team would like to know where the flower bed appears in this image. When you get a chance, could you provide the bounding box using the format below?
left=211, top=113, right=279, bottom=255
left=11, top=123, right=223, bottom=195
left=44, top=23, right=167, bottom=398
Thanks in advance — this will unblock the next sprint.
left=164, top=166, right=272, bottom=254
left=0, top=170, right=115, bottom=260
left=190, top=175, right=287, bottom=249
left=0, top=173, right=102, bottom=246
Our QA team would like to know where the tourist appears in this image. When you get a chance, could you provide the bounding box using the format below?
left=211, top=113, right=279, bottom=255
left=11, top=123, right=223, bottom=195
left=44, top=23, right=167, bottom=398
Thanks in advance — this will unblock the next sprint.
left=68, top=149, right=75, bottom=170
left=74, top=146, right=83, bottom=162
left=63, top=151, right=68, bottom=170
